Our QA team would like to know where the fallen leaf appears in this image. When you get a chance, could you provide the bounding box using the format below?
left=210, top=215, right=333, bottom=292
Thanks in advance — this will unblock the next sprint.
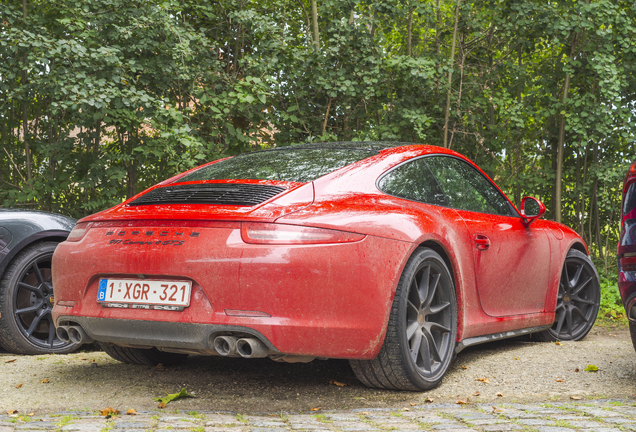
left=329, top=380, right=348, bottom=387
left=425, top=397, right=434, bottom=403
left=80, top=357, right=87, bottom=360
left=476, top=378, right=490, bottom=383
left=461, top=366, right=467, bottom=369
left=153, top=388, right=195, bottom=405
left=473, top=391, right=480, bottom=396
left=609, top=333, right=616, bottom=337
left=5, top=359, right=16, bottom=363
left=513, top=357, right=520, bottom=360
left=15, top=383, right=23, bottom=388
left=571, top=396, right=582, bottom=400
left=310, top=407, right=321, bottom=411
left=126, top=408, right=138, bottom=415
left=409, top=403, right=417, bottom=406
left=492, top=406, right=504, bottom=413
left=555, top=341, right=562, bottom=346
left=456, top=398, right=469, bottom=404
left=584, top=365, right=598, bottom=372
left=403, top=408, right=410, bottom=411
left=157, top=402, right=166, bottom=409
left=7, top=410, right=17, bottom=415
left=39, top=378, right=50, bottom=384
left=496, top=393, right=503, bottom=397
left=99, top=407, right=120, bottom=416
left=27, top=413, right=34, bottom=416
left=574, top=368, right=580, bottom=372
left=556, top=379, right=565, bottom=382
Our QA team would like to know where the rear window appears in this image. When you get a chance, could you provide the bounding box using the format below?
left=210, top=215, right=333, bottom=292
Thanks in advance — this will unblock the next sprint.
left=624, top=182, right=636, bottom=216
left=177, top=148, right=376, bottom=183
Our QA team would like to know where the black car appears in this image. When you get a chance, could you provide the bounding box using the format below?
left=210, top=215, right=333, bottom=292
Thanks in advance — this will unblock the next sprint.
left=0, top=209, right=79, bottom=354
left=619, top=160, right=636, bottom=349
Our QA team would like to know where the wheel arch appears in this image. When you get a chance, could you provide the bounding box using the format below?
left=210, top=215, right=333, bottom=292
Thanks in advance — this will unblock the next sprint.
left=0, top=232, right=69, bottom=277
left=569, top=241, right=588, bottom=256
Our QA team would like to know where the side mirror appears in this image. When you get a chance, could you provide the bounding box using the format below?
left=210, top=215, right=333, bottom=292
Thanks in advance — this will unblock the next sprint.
left=520, top=196, right=546, bottom=226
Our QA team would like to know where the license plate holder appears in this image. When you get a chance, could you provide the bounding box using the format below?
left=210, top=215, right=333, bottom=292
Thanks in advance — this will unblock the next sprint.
left=97, top=278, right=192, bottom=311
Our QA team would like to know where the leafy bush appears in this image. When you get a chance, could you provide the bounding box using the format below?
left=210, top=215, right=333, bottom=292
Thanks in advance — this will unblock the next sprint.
left=598, top=274, right=625, bottom=322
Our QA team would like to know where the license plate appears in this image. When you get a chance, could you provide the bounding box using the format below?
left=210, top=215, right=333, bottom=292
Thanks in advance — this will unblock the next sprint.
left=97, top=278, right=192, bottom=311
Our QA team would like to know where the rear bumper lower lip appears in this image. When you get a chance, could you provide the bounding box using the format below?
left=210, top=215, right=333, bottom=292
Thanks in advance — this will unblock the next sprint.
left=56, top=315, right=280, bottom=353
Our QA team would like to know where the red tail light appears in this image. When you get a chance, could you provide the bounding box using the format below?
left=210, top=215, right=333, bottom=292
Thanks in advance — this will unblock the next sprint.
left=241, top=223, right=365, bottom=245
left=66, top=222, right=93, bottom=242
left=621, top=256, right=636, bottom=271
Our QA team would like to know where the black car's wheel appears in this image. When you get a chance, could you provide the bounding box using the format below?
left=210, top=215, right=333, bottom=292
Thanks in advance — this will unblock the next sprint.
left=536, top=249, right=600, bottom=342
left=0, top=242, right=79, bottom=354
left=100, top=343, right=189, bottom=366
left=350, top=248, right=456, bottom=391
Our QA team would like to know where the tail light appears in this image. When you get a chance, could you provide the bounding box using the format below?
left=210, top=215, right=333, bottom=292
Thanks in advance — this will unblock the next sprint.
left=621, top=254, right=636, bottom=272
left=66, top=222, right=93, bottom=242
left=241, top=223, right=365, bottom=245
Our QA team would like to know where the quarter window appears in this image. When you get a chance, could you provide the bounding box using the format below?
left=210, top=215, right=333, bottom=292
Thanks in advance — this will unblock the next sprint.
left=377, top=158, right=448, bottom=205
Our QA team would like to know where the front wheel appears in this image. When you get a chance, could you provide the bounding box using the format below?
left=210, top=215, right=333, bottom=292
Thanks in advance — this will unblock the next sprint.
left=350, top=248, right=457, bottom=391
left=536, top=249, right=600, bottom=341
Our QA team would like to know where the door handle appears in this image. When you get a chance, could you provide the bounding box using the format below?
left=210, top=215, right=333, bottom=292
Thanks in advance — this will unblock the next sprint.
left=474, top=234, right=491, bottom=251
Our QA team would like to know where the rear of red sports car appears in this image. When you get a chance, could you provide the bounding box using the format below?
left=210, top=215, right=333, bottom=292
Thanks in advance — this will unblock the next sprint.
left=52, top=143, right=416, bottom=361
left=619, top=160, right=636, bottom=348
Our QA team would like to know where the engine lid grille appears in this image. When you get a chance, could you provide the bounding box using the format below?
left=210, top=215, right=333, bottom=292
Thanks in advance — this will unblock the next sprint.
left=128, top=184, right=286, bottom=207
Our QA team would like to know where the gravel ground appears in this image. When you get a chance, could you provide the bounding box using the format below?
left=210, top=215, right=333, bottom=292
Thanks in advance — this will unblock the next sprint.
left=0, top=324, right=634, bottom=415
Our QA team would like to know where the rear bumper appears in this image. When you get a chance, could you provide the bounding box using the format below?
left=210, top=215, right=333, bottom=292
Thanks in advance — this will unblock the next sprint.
left=52, top=222, right=413, bottom=359
left=55, top=315, right=278, bottom=354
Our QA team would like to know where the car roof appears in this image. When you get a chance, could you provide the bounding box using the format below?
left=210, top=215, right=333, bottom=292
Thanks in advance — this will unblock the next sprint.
left=239, top=141, right=416, bottom=155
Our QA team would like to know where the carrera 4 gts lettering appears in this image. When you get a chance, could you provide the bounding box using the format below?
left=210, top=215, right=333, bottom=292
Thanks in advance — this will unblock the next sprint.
left=104, top=230, right=200, bottom=246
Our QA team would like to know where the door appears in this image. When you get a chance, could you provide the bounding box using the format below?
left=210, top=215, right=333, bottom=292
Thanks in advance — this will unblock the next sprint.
left=425, top=156, right=552, bottom=317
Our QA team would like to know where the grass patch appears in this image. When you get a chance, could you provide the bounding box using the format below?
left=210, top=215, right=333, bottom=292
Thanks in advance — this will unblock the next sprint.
left=597, top=275, right=628, bottom=325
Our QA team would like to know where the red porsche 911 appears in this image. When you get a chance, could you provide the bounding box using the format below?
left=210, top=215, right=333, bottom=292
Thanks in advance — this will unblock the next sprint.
left=51, top=142, right=600, bottom=391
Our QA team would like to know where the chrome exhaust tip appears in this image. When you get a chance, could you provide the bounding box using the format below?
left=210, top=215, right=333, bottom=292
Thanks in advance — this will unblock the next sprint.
left=213, top=335, right=238, bottom=356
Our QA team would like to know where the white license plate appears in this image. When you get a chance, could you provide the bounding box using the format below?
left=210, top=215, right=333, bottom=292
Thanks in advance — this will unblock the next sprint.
left=97, top=278, right=192, bottom=311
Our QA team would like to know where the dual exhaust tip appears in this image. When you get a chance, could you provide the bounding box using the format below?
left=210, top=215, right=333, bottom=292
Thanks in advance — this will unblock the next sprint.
left=56, top=325, right=94, bottom=345
left=213, top=335, right=269, bottom=358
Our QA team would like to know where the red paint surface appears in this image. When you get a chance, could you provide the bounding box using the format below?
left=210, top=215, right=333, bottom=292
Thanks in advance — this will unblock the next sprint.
left=52, top=144, right=588, bottom=359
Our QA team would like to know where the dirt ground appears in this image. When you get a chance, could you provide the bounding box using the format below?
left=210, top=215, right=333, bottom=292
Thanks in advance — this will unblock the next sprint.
left=0, top=322, right=634, bottom=415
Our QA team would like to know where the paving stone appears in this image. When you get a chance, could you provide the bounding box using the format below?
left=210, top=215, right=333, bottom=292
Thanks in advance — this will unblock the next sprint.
left=61, top=426, right=104, bottom=432
left=468, top=419, right=511, bottom=426
left=113, top=421, right=153, bottom=429
left=578, top=409, right=622, bottom=418
left=323, top=414, right=359, bottom=421
left=205, top=415, right=241, bottom=426
left=431, top=424, right=469, bottom=430
left=288, top=424, right=330, bottom=430
left=536, top=428, right=575, bottom=432
left=580, top=429, right=624, bottom=432
left=516, top=419, right=553, bottom=426
left=156, top=421, right=195, bottom=429
left=553, top=416, right=583, bottom=420
left=480, top=424, right=523, bottom=431
left=602, top=418, right=636, bottom=424
left=16, top=422, right=58, bottom=430
left=249, top=429, right=287, bottom=432
left=565, top=420, right=606, bottom=428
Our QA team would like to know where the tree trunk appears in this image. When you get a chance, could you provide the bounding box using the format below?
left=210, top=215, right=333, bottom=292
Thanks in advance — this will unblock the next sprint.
left=311, top=0, right=319, bottom=52
left=22, top=0, right=32, bottom=184
left=443, top=0, right=460, bottom=148
left=514, top=45, right=522, bottom=206
left=407, top=6, right=414, bottom=57
left=435, top=0, right=441, bottom=55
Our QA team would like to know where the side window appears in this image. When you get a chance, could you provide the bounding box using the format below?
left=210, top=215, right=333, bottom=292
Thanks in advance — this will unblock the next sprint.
left=425, top=156, right=513, bottom=216
left=378, top=158, right=448, bottom=205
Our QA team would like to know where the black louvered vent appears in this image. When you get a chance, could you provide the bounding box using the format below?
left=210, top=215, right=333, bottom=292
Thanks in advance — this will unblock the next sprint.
left=129, top=184, right=286, bottom=207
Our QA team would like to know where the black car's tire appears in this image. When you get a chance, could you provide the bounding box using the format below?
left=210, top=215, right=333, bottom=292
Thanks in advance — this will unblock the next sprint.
left=536, top=249, right=600, bottom=342
left=100, top=343, right=188, bottom=366
left=0, top=242, right=79, bottom=355
left=350, top=248, right=457, bottom=391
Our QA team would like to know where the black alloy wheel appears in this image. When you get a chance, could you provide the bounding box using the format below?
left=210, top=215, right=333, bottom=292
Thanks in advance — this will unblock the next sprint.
left=537, top=249, right=600, bottom=342
left=350, top=248, right=457, bottom=390
left=0, top=242, right=79, bottom=354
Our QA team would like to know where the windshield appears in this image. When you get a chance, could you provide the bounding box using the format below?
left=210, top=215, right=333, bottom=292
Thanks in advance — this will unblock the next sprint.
left=177, top=147, right=377, bottom=183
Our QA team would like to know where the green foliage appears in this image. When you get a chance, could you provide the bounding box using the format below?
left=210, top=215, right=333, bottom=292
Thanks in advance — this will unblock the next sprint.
left=598, top=274, right=625, bottom=322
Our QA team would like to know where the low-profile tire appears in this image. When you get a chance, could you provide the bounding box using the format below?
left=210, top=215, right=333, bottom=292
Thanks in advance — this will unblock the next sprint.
left=536, top=249, right=600, bottom=342
left=0, top=242, right=79, bottom=355
left=350, top=247, right=457, bottom=391
left=100, top=343, right=188, bottom=366
left=629, top=321, right=636, bottom=353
